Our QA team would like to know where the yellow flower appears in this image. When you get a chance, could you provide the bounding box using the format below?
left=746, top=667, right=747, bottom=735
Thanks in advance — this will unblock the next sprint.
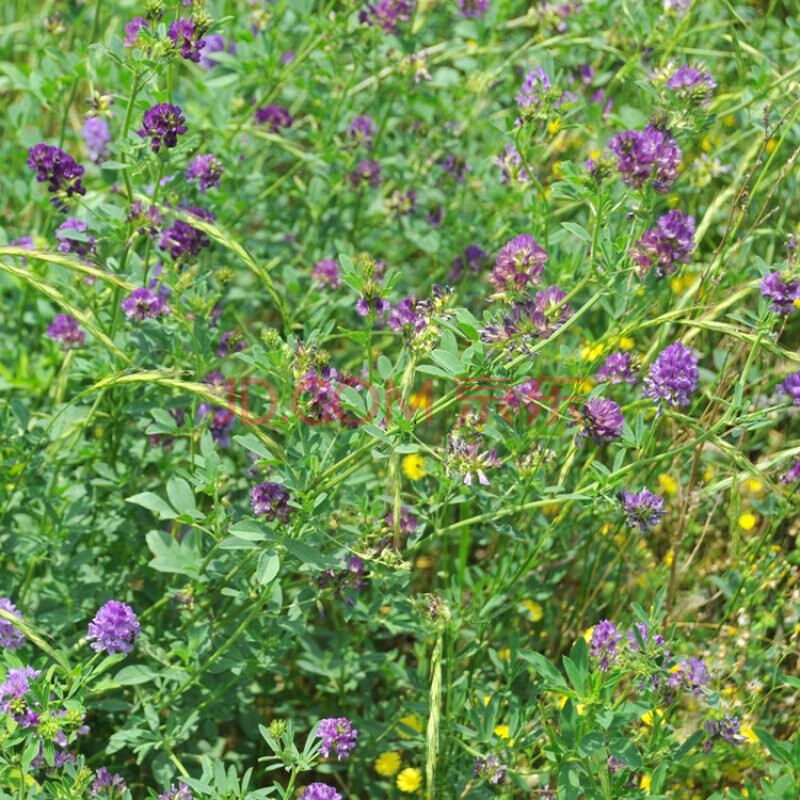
left=670, top=273, right=695, bottom=295
left=663, top=550, right=674, bottom=567
left=589, top=147, right=602, bottom=161
left=397, top=714, right=424, bottom=737
left=640, top=774, right=652, bottom=793
left=794, top=298, right=800, bottom=310
left=581, top=342, right=604, bottom=361
left=703, top=466, right=714, bottom=482
left=547, top=118, right=561, bottom=135
left=497, top=647, right=511, bottom=661
left=396, top=767, right=423, bottom=793
left=582, top=626, right=594, bottom=643
left=658, top=473, right=678, bottom=496
left=409, top=390, right=431, bottom=410
left=402, top=454, right=426, bottom=481
left=668, top=194, right=680, bottom=209
left=766, top=138, right=777, bottom=154
left=522, top=599, right=543, bottom=622
left=739, top=513, right=757, bottom=531
left=741, top=725, right=759, bottom=744
left=640, top=709, right=663, bottom=726
left=415, top=555, right=433, bottom=569
left=724, top=114, right=736, bottom=126
left=482, top=694, right=492, bottom=707
left=493, top=724, right=511, bottom=739
left=552, top=160, right=564, bottom=177
left=375, top=751, right=402, bottom=777
left=618, top=336, right=635, bottom=351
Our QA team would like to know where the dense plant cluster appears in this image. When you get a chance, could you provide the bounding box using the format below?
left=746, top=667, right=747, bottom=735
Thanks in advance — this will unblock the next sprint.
left=1, top=0, right=799, bottom=798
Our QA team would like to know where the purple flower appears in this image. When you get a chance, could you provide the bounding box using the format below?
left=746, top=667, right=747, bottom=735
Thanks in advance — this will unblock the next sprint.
left=664, top=0, right=691, bottom=12
left=516, top=67, right=552, bottom=111
left=124, top=16, right=149, bottom=47
left=251, top=481, right=294, bottom=523
left=445, top=435, right=502, bottom=486
left=665, top=64, right=716, bottom=104
left=199, top=34, right=236, bottom=69
left=159, top=206, right=213, bottom=262
left=56, top=217, right=96, bottom=259
left=778, top=372, right=800, bottom=406
left=312, top=259, right=341, bottom=288
left=760, top=271, right=800, bottom=314
left=781, top=460, right=800, bottom=485
left=630, top=210, right=696, bottom=277
left=388, top=296, right=427, bottom=334
left=348, top=115, right=377, bottom=149
left=158, top=783, right=193, bottom=800
left=87, top=600, right=140, bottom=655
left=360, top=0, right=416, bottom=32
left=138, top=103, right=187, bottom=152
left=704, top=714, right=745, bottom=748
left=458, top=0, right=490, bottom=18
left=590, top=620, right=621, bottom=670
left=596, top=352, right=637, bottom=385
left=168, top=18, right=206, bottom=62
left=27, top=143, right=86, bottom=209
left=47, top=314, right=86, bottom=349
left=578, top=398, right=624, bottom=443
left=0, top=598, right=24, bottom=651
left=82, top=117, right=111, bottom=163
left=386, top=188, right=417, bottom=216
left=450, top=245, right=488, bottom=281
left=197, top=406, right=235, bottom=447
left=385, top=506, right=418, bottom=535
left=91, top=768, right=127, bottom=797
left=500, top=380, right=542, bottom=422
left=300, top=784, right=341, bottom=800
left=254, top=104, right=293, bottom=132
left=619, top=489, right=665, bottom=531
left=609, top=125, right=681, bottom=193
left=0, top=666, right=40, bottom=726
left=668, top=657, right=709, bottom=696
left=217, top=330, right=245, bottom=357
left=642, top=342, right=699, bottom=409
left=494, top=143, right=530, bottom=186
left=625, top=622, right=664, bottom=652
left=490, top=234, right=547, bottom=295
left=473, top=755, right=506, bottom=783
left=347, top=158, right=382, bottom=189
left=528, top=285, right=573, bottom=337
left=121, top=287, right=170, bottom=321
left=185, top=153, right=223, bottom=192
left=316, top=717, right=359, bottom=760
left=439, top=153, right=471, bottom=183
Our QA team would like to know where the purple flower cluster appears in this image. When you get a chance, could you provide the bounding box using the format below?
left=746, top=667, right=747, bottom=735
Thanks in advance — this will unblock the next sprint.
left=0, top=598, right=24, bottom=651
left=642, top=342, right=699, bottom=409
left=47, top=314, right=86, bottom=349
left=316, top=717, right=359, bottom=760
left=445, top=434, right=502, bottom=486
left=347, top=158, right=382, bottom=189
left=668, top=657, right=710, bottom=696
left=254, top=104, right=293, bottom=132
left=609, top=125, right=681, bottom=193
left=91, top=768, right=128, bottom=797
left=516, top=67, right=552, bottom=111
left=458, top=0, right=490, bottom=17
left=494, top=143, right=530, bottom=186
left=138, top=104, right=187, bottom=152
left=199, top=34, right=237, bottom=69
left=760, top=271, right=800, bottom=314
left=385, top=506, right=418, bottom=536
left=0, top=666, right=40, bottom=726
left=618, top=489, right=665, bottom=531
left=360, top=0, right=416, bottom=32
left=778, top=372, right=800, bottom=406
left=159, top=206, right=214, bottom=262
left=185, top=153, right=223, bottom=192
left=500, top=379, right=542, bottom=422
left=578, top=398, right=624, bottom=444
left=666, top=64, right=717, bottom=104
left=122, top=287, right=170, bottom=321
left=300, top=785, right=341, bottom=800
left=630, top=210, right=696, bottom=277
left=87, top=600, right=140, bottom=655
left=348, top=115, right=377, bottom=149
left=251, top=481, right=294, bottom=523
left=490, top=234, right=547, bottom=295
left=450, top=245, right=488, bottom=281
left=590, top=620, right=621, bottom=671
left=168, top=18, right=206, bottom=62
left=124, top=16, right=149, bottom=47
left=83, top=117, right=111, bottom=163
left=596, top=352, right=637, bottom=385
left=318, top=556, right=368, bottom=602
left=473, top=755, right=507, bottom=784
left=704, top=714, right=745, bottom=750
left=312, top=259, right=342, bottom=288
left=626, top=621, right=664, bottom=652
left=27, top=143, right=86, bottom=208
left=782, top=460, right=800, bottom=485
left=56, top=217, right=96, bottom=259
left=157, top=783, right=193, bottom=800
left=388, top=296, right=427, bottom=335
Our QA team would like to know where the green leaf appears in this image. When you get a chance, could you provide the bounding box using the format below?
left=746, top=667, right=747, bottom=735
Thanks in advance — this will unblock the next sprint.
left=126, top=492, right=177, bottom=519
left=256, top=550, right=281, bottom=585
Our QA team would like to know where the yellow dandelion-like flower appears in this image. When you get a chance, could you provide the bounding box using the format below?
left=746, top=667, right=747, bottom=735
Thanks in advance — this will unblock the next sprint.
left=396, top=767, right=422, bottom=793
left=658, top=473, right=678, bottom=496
left=589, top=147, right=602, bottom=161
left=497, top=647, right=511, bottom=661
left=409, top=390, right=431, bottom=410
left=741, top=725, right=759, bottom=744
left=663, top=550, right=674, bottom=567
left=766, top=138, right=777, bottom=154
left=482, top=694, right=492, bottom=707
left=582, top=626, right=594, bottom=643
left=640, top=774, right=652, bottom=793
left=523, top=599, right=543, bottom=622
left=794, top=298, right=800, bottom=310
left=580, top=342, right=604, bottom=361
left=375, top=751, right=402, bottom=777
left=493, top=724, right=511, bottom=739
left=669, top=273, right=695, bottom=295
left=415, top=555, right=433, bottom=569
left=739, top=513, right=757, bottom=531
left=552, top=160, right=564, bottom=177
left=547, top=118, right=562, bottom=135
left=397, top=714, right=424, bottom=738
left=724, top=114, right=736, bottom=126
left=401, top=454, right=426, bottom=481
left=640, top=709, right=663, bottom=726
left=667, top=194, right=680, bottom=209
left=703, top=466, right=713, bottom=482
left=618, top=336, right=635, bottom=351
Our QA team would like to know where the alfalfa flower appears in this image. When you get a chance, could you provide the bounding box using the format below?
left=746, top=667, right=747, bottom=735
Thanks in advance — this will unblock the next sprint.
left=185, top=153, right=223, bottom=192
left=589, top=619, right=620, bottom=670
left=157, top=783, right=193, bottom=800
left=56, top=217, right=96, bottom=259
left=348, top=115, right=377, bottom=149
left=300, top=785, right=341, bottom=800
left=159, top=205, right=214, bottom=262
left=27, top=143, right=86, bottom=209
left=47, top=314, right=86, bottom=349
left=360, top=0, right=416, bottom=32
left=642, top=342, right=699, bottom=409
left=347, top=158, right=383, bottom=189
left=396, top=767, right=423, bottom=793
left=630, top=210, right=696, bottom=277
left=138, top=103, right=187, bottom=152
left=596, top=352, right=637, bottom=385
left=458, top=0, right=489, bottom=18
left=494, top=143, right=531, bottom=186
left=251, top=481, right=294, bottom=523
left=90, top=767, right=127, bottom=797
left=87, top=600, right=140, bottom=655
left=490, top=234, right=547, bottom=296
left=473, top=755, right=507, bottom=784
left=316, top=717, right=359, bottom=760
left=609, top=125, right=681, bottom=193
left=168, top=17, right=207, bottom=63
left=124, top=16, right=149, bottom=47
left=618, top=489, right=665, bottom=531
left=82, top=117, right=111, bottom=163
left=0, top=598, right=25, bottom=651
left=121, top=287, right=170, bottom=321
left=668, top=657, right=710, bottom=696
left=577, top=398, right=624, bottom=444
left=665, top=63, right=717, bottom=105
left=312, top=259, right=341, bottom=289
left=781, top=460, right=800, bottom=485
left=778, top=372, right=800, bottom=405
left=254, top=103, right=293, bottom=132
left=761, top=271, right=800, bottom=314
